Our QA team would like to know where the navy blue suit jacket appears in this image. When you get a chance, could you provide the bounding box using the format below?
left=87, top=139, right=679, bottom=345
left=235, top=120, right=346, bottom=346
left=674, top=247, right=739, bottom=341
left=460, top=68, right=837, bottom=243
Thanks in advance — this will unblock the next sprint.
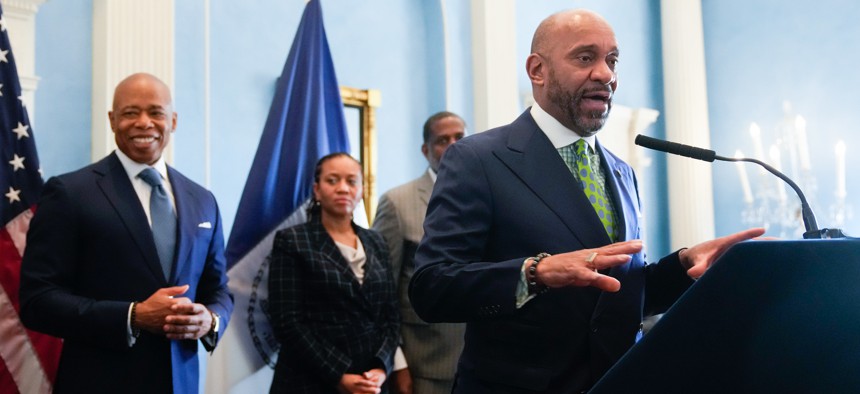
left=20, top=153, right=233, bottom=394
left=409, top=111, right=692, bottom=393
left=268, top=216, right=400, bottom=393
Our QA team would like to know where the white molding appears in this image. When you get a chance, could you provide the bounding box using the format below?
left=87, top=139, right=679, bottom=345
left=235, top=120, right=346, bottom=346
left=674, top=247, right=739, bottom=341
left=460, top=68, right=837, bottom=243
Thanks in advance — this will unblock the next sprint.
left=660, top=0, right=715, bottom=248
left=2, top=0, right=44, bottom=124
left=1, top=0, right=45, bottom=14
left=91, top=0, right=175, bottom=163
left=470, top=0, right=518, bottom=133
left=19, top=74, right=38, bottom=113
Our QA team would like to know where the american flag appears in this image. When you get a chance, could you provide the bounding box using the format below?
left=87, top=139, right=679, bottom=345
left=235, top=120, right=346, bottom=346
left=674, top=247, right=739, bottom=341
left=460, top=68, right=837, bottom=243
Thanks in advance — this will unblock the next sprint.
left=0, top=4, right=61, bottom=394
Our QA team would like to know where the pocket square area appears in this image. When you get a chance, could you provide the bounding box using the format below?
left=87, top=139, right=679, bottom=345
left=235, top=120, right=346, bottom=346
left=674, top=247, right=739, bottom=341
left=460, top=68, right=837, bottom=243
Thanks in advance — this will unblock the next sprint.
left=198, top=222, right=212, bottom=228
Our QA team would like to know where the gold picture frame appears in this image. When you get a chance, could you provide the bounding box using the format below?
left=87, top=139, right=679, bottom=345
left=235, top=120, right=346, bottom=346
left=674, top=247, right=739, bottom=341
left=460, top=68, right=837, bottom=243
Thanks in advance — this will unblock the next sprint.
left=340, top=86, right=381, bottom=223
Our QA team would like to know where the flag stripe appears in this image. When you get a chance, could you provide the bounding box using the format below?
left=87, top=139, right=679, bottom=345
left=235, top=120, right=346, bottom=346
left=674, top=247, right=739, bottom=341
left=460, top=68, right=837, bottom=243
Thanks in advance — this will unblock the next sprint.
left=0, top=275, right=51, bottom=394
left=0, top=355, right=19, bottom=394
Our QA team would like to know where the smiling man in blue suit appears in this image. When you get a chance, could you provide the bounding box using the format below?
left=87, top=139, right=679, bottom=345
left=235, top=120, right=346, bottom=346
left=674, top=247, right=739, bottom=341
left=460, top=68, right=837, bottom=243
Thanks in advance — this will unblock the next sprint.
left=409, top=9, right=763, bottom=394
left=20, top=73, right=233, bottom=394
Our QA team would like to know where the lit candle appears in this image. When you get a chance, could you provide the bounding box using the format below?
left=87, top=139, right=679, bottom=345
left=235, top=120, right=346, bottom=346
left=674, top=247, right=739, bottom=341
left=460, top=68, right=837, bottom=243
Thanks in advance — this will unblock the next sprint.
left=750, top=123, right=766, bottom=174
left=836, top=141, right=846, bottom=199
left=795, top=115, right=811, bottom=171
left=770, top=145, right=787, bottom=203
left=735, top=150, right=754, bottom=203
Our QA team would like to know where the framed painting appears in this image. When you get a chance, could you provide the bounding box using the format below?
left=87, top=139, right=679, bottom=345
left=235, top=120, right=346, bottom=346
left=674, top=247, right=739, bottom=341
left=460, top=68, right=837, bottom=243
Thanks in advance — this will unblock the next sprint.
left=340, top=86, right=381, bottom=222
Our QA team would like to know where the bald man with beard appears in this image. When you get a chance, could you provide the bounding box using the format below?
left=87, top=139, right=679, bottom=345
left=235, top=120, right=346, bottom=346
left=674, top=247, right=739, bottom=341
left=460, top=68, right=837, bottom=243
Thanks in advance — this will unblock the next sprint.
left=408, top=10, right=763, bottom=393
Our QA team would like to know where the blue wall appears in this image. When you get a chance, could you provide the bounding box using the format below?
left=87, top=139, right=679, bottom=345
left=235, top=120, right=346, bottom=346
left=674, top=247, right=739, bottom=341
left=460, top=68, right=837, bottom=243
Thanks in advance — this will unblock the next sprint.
left=35, top=1, right=453, bottom=237
left=28, top=1, right=674, bottom=256
left=703, top=0, right=860, bottom=237
left=31, top=1, right=859, bottom=250
left=33, top=0, right=92, bottom=177
left=173, top=0, right=208, bottom=184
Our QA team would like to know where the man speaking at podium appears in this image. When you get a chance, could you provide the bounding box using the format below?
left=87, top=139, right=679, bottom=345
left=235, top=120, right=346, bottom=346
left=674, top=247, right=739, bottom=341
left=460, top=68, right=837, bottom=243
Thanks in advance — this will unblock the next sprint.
left=409, top=9, right=763, bottom=393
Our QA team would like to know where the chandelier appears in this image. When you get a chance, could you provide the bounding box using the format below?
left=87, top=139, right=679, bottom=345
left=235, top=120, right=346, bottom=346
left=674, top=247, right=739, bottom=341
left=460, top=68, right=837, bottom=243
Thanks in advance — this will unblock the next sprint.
left=735, top=102, right=852, bottom=238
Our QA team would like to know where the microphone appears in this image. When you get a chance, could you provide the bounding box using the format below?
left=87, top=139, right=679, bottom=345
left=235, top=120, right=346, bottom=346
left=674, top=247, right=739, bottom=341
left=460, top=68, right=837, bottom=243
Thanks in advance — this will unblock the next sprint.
left=634, top=134, right=717, bottom=162
left=635, top=134, right=846, bottom=239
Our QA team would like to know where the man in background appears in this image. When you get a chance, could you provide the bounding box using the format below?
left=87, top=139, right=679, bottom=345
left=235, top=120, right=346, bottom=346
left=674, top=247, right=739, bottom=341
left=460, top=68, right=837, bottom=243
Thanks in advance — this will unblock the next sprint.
left=20, top=73, right=233, bottom=394
left=373, top=111, right=467, bottom=394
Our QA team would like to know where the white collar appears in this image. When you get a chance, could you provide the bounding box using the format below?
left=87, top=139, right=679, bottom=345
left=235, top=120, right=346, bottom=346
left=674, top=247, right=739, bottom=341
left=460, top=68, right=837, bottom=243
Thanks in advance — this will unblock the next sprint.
left=427, top=167, right=437, bottom=183
left=114, top=149, right=169, bottom=180
left=529, top=102, right=597, bottom=150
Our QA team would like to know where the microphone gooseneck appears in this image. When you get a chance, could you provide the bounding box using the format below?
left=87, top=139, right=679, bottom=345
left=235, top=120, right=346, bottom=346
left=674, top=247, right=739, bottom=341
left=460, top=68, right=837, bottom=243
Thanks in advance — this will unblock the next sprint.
left=634, top=134, right=840, bottom=239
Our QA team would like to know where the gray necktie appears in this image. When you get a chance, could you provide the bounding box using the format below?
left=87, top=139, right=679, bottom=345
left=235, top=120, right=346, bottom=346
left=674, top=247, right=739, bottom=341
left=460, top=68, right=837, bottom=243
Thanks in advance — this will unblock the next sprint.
left=138, top=167, right=176, bottom=280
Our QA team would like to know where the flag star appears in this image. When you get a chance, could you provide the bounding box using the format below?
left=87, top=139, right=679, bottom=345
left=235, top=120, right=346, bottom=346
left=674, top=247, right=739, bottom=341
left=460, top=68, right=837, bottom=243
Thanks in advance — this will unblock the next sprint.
left=12, top=122, right=29, bottom=139
left=0, top=49, right=8, bottom=63
left=0, top=83, right=4, bottom=96
left=9, top=154, right=25, bottom=171
left=6, top=186, right=21, bottom=203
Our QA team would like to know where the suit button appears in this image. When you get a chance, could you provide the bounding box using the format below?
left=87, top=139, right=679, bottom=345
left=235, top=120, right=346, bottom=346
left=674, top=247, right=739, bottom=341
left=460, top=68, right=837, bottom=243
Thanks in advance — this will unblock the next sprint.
left=592, top=327, right=598, bottom=333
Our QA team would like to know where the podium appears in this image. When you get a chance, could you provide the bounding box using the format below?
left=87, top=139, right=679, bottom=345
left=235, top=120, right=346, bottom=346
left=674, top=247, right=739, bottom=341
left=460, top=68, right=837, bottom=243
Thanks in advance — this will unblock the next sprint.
left=591, top=238, right=860, bottom=393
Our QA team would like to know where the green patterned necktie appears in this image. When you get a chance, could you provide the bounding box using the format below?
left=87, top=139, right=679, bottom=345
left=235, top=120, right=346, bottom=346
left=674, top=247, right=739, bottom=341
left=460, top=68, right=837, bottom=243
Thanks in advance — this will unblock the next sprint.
left=570, top=139, right=617, bottom=241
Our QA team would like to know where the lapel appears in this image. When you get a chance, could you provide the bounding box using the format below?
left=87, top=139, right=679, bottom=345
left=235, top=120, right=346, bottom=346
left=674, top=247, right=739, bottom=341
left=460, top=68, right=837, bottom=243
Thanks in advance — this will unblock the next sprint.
left=94, top=153, right=166, bottom=283
left=493, top=111, right=611, bottom=249
left=309, top=217, right=369, bottom=305
left=595, top=140, right=629, bottom=242
left=415, top=171, right=433, bottom=207
left=594, top=140, right=640, bottom=317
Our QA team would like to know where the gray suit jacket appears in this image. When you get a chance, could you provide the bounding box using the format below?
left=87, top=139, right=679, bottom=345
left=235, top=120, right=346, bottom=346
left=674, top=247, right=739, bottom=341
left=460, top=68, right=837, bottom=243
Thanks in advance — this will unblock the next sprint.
left=373, top=171, right=465, bottom=383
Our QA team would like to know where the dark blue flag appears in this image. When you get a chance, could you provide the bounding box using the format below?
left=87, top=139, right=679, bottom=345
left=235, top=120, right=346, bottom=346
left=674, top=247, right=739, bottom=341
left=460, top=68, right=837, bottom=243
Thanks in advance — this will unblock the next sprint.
left=206, top=1, right=349, bottom=391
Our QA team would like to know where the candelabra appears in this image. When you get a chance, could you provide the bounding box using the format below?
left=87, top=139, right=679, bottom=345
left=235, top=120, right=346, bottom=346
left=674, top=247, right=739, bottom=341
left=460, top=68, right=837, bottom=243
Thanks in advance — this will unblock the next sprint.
left=737, top=102, right=852, bottom=238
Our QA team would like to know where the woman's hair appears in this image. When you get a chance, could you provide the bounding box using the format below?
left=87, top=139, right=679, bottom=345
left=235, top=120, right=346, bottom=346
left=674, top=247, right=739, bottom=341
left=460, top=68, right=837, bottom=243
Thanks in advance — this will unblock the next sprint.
left=306, top=152, right=362, bottom=220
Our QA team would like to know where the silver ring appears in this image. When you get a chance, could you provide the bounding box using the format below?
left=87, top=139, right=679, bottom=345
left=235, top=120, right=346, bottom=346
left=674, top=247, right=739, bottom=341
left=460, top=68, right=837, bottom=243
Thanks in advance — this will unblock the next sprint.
left=585, top=252, right=598, bottom=271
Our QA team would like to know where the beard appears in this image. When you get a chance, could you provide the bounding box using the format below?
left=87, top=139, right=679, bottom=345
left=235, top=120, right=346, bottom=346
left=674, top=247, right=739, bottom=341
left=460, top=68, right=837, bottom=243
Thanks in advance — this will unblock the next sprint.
left=546, top=69, right=612, bottom=136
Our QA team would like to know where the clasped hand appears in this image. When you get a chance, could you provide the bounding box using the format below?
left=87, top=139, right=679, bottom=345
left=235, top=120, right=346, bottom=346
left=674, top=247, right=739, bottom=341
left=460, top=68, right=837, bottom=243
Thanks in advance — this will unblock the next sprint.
left=133, top=284, right=213, bottom=340
left=338, top=369, right=386, bottom=394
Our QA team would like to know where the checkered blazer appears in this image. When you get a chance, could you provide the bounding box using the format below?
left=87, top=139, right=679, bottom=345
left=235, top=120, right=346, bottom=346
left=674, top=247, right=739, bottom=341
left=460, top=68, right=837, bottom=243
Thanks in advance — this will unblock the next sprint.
left=268, top=216, right=400, bottom=393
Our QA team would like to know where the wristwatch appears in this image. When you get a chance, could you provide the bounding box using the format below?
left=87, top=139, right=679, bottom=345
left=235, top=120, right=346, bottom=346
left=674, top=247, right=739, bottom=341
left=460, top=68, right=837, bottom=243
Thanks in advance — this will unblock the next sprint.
left=209, top=311, right=220, bottom=337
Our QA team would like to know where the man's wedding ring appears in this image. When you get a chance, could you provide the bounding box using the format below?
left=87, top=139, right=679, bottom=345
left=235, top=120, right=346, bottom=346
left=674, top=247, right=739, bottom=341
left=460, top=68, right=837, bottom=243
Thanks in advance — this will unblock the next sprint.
left=585, top=252, right=598, bottom=271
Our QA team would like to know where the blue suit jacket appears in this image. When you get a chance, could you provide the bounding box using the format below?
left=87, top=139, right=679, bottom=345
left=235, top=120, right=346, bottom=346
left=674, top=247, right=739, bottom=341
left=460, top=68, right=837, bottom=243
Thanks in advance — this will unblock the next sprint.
left=268, top=216, right=400, bottom=393
left=20, top=153, right=233, bottom=394
left=409, top=111, right=692, bottom=393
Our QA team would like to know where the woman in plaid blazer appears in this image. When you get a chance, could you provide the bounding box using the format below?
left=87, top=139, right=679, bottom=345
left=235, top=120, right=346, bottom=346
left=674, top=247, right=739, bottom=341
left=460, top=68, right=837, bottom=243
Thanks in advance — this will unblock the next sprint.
left=268, top=153, right=400, bottom=394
